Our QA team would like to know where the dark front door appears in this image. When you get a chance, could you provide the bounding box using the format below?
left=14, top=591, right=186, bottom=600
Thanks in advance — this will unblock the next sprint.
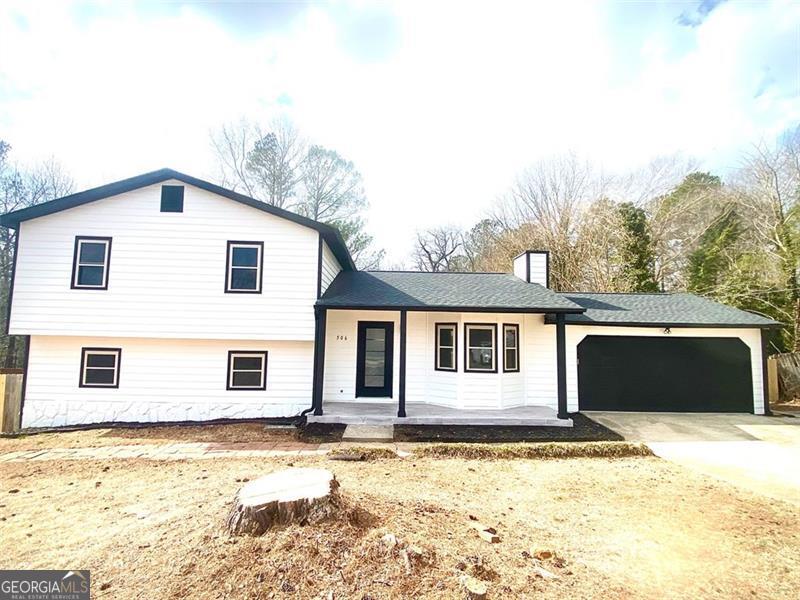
left=356, top=321, right=394, bottom=397
left=577, top=335, right=753, bottom=412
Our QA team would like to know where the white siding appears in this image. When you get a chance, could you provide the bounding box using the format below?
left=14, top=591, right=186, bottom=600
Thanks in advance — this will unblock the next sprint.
left=11, top=180, right=319, bottom=340
left=528, top=253, right=548, bottom=287
left=565, top=325, right=765, bottom=414
left=22, top=335, right=313, bottom=427
left=323, top=310, right=401, bottom=403
left=511, top=252, right=548, bottom=287
left=512, top=254, right=527, bottom=281
left=324, top=310, right=536, bottom=409
left=319, top=239, right=342, bottom=295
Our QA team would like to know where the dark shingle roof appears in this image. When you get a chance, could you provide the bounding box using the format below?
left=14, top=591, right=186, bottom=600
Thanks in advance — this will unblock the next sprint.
left=318, top=271, right=584, bottom=312
left=0, top=168, right=355, bottom=270
left=546, top=292, right=781, bottom=328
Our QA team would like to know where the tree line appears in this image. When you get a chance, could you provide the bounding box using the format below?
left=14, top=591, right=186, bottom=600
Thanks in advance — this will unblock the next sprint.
left=0, top=123, right=796, bottom=368
left=413, top=126, right=800, bottom=352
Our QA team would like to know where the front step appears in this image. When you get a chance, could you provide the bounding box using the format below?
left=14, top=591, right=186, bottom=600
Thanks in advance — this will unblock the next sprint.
left=342, top=424, right=394, bottom=442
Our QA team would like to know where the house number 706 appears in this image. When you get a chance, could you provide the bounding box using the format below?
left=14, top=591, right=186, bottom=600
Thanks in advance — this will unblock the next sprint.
left=336, top=335, right=348, bottom=341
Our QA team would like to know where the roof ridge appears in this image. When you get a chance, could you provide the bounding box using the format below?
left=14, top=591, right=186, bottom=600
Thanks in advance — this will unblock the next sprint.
left=365, top=270, right=510, bottom=275
left=566, top=291, right=674, bottom=296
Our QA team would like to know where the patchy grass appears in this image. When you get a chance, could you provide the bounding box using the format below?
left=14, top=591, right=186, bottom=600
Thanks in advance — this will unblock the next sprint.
left=415, top=441, right=653, bottom=460
left=328, top=446, right=398, bottom=460
left=1, top=453, right=798, bottom=599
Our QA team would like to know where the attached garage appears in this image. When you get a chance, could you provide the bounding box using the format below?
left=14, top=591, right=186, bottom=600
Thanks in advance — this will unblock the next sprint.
left=577, top=335, right=753, bottom=412
left=551, top=292, right=781, bottom=415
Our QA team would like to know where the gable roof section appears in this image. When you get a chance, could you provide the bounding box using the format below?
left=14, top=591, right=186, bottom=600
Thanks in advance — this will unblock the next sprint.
left=0, top=168, right=355, bottom=270
left=546, top=292, right=781, bottom=329
left=317, top=271, right=585, bottom=312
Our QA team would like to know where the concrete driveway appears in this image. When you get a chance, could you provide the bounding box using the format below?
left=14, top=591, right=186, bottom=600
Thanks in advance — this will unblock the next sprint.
left=586, top=411, right=800, bottom=506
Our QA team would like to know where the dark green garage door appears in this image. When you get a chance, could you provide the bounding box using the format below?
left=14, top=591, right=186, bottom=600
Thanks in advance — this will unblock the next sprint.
left=578, top=336, right=753, bottom=412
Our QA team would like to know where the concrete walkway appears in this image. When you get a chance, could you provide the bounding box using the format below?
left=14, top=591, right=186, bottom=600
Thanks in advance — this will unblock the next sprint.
left=587, top=411, right=800, bottom=506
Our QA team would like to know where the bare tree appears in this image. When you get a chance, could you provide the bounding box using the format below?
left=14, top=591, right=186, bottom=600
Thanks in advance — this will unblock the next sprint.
left=0, top=144, right=74, bottom=367
left=297, top=145, right=366, bottom=222
left=490, top=154, right=606, bottom=290
left=245, top=119, right=305, bottom=209
left=730, top=126, right=800, bottom=347
left=211, top=118, right=305, bottom=208
left=413, top=226, right=463, bottom=272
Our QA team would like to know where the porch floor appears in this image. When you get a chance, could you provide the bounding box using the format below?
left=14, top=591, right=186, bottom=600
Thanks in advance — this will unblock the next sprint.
left=306, top=402, right=573, bottom=427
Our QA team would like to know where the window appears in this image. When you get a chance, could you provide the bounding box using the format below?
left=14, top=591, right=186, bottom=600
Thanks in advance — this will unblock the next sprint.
left=465, top=323, right=497, bottom=373
left=225, top=241, right=263, bottom=293
left=435, top=323, right=457, bottom=371
left=71, top=236, right=112, bottom=289
left=227, top=351, right=268, bottom=390
left=503, top=323, right=520, bottom=372
left=160, top=185, right=184, bottom=212
left=80, top=348, right=121, bottom=388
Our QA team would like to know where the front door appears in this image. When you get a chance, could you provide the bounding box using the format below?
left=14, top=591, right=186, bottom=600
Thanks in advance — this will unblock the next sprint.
left=356, top=321, right=394, bottom=397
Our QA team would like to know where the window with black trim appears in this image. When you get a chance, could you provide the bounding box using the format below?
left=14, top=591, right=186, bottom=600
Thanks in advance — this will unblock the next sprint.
left=72, top=236, right=112, bottom=289
left=503, top=323, right=520, bottom=372
left=435, top=323, right=457, bottom=371
left=465, top=323, right=497, bottom=372
left=227, top=351, right=268, bottom=390
left=161, top=185, right=184, bottom=212
left=80, top=348, right=121, bottom=388
left=225, top=241, right=263, bottom=293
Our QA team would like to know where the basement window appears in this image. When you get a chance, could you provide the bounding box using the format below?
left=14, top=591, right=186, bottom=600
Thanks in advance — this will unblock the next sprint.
left=227, top=351, right=268, bottom=390
left=160, top=185, right=184, bottom=212
left=80, top=348, right=121, bottom=388
left=503, top=323, right=520, bottom=372
left=435, top=323, right=457, bottom=371
left=465, top=324, right=497, bottom=373
left=72, top=236, right=112, bottom=289
left=225, top=241, right=263, bottom=293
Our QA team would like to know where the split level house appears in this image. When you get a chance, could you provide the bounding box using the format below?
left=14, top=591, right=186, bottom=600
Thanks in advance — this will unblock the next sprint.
left=0, top=169, right=780, bottom=429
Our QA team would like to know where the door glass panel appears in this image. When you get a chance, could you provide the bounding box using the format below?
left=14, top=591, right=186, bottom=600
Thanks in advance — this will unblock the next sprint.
left=364, top=375, right=384, bottom=387
left=363, top=327, right=386, bottom=388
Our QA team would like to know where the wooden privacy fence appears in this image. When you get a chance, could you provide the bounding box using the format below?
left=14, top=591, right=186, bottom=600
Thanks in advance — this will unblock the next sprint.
left=768, top=353, right=800, bottom=405
left=0, top=369, right=24, bottom=433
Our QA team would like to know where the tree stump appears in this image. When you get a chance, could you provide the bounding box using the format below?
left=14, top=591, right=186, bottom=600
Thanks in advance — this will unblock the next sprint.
left=225, top=468, right=340, bottom=535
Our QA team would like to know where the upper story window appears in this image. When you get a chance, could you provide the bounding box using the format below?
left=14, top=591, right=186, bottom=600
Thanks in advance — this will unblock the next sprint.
left=71, top=236, right=112, bottom=290
left=465, top=323, right=497, bottom=373
left=80, top=347, right=121, bottom=388
left=435, top=323, right=457, bottom=371
left=503, top=323, right=520, bottom=372
left=160, top=185, right=184, bottom=212
left=225, top=241, right=263, bottom=293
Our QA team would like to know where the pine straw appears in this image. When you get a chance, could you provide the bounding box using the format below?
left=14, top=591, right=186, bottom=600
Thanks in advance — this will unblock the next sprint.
left=413, top=441, right=653, bottom=459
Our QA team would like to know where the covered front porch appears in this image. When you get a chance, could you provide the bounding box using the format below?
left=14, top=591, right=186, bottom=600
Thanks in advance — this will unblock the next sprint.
left=306, top=401, right=572, bottom=426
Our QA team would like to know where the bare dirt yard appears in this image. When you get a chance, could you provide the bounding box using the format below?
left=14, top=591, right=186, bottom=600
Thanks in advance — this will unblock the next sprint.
left=1, top=426, right=799, bottom=599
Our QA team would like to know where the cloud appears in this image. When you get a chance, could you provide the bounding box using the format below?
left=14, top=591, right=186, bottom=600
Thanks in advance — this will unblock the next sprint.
left=677, top=0, right=728, bottom=28
left=0, top=0, right=797, bottom=263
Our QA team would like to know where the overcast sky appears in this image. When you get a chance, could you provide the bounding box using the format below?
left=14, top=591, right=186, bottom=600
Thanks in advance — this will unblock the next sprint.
left=1, top=0, right=798, bottom=263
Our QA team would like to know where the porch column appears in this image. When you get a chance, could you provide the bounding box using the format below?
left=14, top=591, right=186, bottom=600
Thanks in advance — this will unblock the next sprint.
left=556, top=313, right=568, bottom=419
left=312, top=307, right=327, bottom=416
left=398, top=309, right=407, bottom=418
